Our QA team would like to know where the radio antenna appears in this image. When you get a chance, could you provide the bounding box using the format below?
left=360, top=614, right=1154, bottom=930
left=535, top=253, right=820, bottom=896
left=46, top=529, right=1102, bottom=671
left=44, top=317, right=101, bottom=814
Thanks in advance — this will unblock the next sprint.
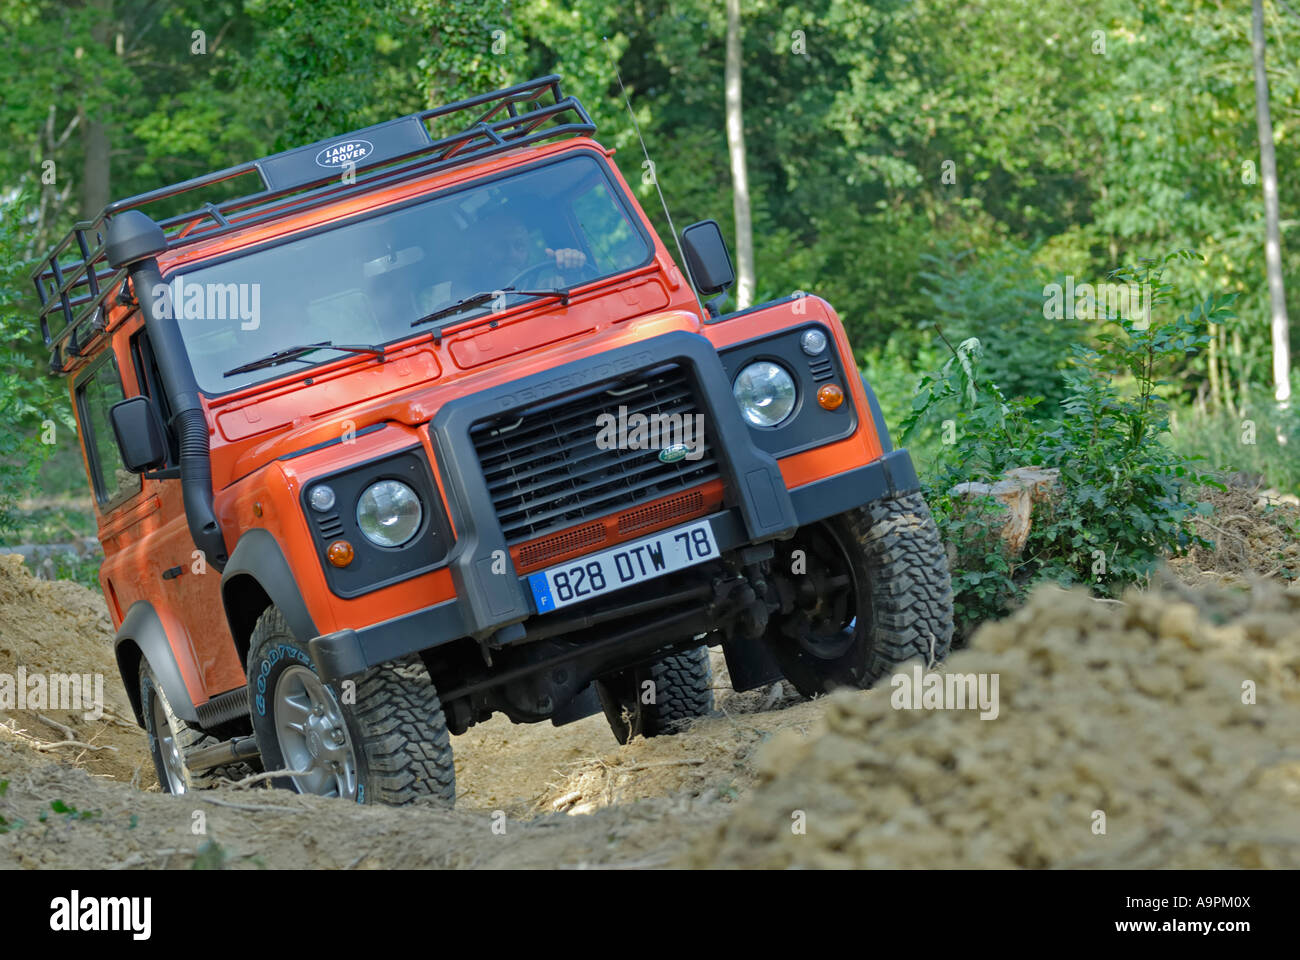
left=607, top=45, right=707, bottom=319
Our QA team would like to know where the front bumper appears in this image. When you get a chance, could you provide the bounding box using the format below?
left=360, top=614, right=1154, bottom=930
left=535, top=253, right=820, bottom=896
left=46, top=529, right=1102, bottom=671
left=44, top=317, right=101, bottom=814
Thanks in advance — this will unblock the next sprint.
left=309, top=446, right=920, bottom=683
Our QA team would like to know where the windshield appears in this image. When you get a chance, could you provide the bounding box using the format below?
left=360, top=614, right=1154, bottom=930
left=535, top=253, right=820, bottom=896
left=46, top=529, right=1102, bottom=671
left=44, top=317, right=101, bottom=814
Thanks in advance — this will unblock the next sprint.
left=171, top=154, right=652, bottom=393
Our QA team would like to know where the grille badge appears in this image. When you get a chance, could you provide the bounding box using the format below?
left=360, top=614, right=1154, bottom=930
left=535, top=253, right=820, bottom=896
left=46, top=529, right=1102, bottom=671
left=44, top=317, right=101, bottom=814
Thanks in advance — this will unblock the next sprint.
left=658, top=444, right=690, bottom=463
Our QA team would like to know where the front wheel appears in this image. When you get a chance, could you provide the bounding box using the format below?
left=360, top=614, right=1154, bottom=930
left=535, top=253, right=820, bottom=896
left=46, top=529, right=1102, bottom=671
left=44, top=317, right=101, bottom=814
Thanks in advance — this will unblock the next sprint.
left=246, top=607, right=455, bottom=806
left=766, top=492, right=954, bottom=697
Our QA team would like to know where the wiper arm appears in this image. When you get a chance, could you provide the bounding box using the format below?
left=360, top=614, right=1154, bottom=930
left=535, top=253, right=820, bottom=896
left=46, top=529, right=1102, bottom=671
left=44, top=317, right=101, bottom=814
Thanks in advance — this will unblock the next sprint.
left=411, top=286, right=571, bottom=329
left=223, top=341, right=385, bottom=377
left=411, top=291, right=500, bottom=328
left=513, top=287, right=571, bottom=305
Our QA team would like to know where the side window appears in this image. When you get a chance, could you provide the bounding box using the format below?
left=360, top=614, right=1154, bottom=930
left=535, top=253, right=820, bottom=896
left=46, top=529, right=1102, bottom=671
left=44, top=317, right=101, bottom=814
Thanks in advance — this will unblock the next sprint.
left=76, top=353, right=142, bottom=509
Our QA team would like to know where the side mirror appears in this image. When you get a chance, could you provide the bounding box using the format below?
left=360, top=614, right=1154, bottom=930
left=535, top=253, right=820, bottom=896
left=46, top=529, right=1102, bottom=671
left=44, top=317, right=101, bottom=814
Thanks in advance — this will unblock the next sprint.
left=110, top=396, right=168, bottom=473
left=680, top=220, right=735, bottom=298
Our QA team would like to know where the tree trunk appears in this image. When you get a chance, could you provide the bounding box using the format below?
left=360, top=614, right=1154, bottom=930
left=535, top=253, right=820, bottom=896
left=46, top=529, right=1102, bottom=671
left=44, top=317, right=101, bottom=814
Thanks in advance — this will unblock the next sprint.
left=1252, top=0, right=1291, bottom=408
left=724, top=0, right=755, bottom=309
left=81, top=114, right=110, bottom=218
left=81, top=0, right=114, bottom=218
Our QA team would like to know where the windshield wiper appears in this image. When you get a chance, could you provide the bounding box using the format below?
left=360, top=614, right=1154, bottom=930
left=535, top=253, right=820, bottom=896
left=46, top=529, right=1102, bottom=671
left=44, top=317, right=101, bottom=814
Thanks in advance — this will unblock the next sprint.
left=411, top=286, right=571, bottom=329
left=223, top=341, right=386, bottom=378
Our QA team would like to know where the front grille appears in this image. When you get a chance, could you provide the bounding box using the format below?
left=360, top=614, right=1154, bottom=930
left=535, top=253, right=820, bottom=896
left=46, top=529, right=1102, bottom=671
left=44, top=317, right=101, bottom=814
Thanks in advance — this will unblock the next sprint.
left=471, top=364, right=721, bottom=543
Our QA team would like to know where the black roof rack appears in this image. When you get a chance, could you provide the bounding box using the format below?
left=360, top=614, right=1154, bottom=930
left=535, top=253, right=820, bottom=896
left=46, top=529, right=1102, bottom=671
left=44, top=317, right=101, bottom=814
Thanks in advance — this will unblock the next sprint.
left=31, top=75, right=595, bottom=374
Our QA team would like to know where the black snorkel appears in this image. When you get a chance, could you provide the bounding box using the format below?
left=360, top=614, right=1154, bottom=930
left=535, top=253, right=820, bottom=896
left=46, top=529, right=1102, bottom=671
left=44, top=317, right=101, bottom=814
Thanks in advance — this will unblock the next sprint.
left=106, top=210, right=229, bottom=570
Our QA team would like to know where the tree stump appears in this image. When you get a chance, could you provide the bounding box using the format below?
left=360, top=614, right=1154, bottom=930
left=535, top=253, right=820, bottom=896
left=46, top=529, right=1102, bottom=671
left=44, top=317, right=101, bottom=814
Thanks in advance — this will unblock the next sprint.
left=950, top=467, right=1061, bottom=557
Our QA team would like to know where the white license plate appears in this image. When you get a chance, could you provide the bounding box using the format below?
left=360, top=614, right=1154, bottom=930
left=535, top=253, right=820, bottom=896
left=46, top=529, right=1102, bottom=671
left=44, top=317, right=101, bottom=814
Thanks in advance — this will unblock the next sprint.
left=527, top=519, right=719, bottom=614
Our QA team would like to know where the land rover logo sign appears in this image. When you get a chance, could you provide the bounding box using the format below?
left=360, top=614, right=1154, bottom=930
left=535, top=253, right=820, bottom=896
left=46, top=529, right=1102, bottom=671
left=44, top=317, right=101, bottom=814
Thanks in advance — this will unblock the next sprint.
left=315, top=139, right=374, bottom=169
left=658, top=444, right=690, bottom=464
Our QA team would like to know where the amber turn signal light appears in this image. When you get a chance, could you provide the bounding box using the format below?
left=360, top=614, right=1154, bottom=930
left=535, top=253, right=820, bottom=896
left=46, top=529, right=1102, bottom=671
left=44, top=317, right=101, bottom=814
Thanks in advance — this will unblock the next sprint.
left=817, top=383, right=845, bottom=410
left=327, top=540, right=355, bottom=567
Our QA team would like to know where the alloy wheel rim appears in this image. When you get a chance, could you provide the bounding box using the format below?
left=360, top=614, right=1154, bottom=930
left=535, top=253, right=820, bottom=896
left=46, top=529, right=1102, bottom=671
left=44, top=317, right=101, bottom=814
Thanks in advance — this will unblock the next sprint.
left=273, top=665, right=359, bottom=800
left=151, top=693, right=188, bottom=794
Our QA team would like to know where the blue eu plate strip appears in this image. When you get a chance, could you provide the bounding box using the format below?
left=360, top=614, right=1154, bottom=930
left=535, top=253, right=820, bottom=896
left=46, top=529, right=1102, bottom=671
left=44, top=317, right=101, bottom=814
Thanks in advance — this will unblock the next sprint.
left=528, top=573, right=555, bottom=613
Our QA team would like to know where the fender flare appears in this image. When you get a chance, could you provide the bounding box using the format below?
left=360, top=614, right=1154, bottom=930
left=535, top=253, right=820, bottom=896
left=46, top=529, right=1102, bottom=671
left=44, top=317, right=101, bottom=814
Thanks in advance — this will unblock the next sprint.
left=115, top=601, right=198, bottom=726
left=859, top=372, right=894, bottom=454
left=220, top=528, right=318, bottom=654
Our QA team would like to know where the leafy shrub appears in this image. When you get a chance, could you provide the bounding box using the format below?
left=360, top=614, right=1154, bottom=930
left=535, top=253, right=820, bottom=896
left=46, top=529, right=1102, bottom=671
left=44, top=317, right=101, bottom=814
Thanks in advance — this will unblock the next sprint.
left=857, top=334, right=947, bottom=463
left=917, top=241, right=1084, bottom=415
left=903, top=252, right=1229, bottom=633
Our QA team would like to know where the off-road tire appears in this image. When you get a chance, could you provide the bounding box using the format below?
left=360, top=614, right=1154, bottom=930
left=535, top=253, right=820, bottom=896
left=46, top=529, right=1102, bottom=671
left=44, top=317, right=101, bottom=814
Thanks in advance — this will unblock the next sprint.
left=646, top=645, right=714, bottom=732
left=140, top=661, right=249, bottom=793
left=247, top=606, right=455, bottom=806
left=770, top=492, right=954, bottom=697
left=596, top=644, right=714, bottom=744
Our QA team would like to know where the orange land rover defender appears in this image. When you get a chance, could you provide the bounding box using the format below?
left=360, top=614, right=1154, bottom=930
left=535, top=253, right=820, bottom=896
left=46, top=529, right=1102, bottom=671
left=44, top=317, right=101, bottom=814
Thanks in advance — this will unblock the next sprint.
left=33, top=77, right=953, bottom=805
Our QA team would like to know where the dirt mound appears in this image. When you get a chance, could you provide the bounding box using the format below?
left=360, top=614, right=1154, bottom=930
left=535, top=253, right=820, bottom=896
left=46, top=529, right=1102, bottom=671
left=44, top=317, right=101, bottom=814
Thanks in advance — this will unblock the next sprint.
left=1170, top=483, right=1300, bottom=586
left=688, top=577, right=1300, bottom=868
left=0, top=565, right=823, bottom=868
left=0, top=554, right=154, bottom=785
left=450, top=649, right=808, bottom=816
left=526, top=700, right=822, bottom=817
left=0, top=739, right=725, bottom=870
left=7, top=548, right=1298, bottom=870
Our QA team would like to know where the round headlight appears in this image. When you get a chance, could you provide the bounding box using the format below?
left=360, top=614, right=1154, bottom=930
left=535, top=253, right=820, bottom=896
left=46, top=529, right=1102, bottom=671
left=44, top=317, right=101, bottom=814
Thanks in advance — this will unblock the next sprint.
left=356, top=480, right=422, bottom=547
left=733, top=361, right=797, bottom=428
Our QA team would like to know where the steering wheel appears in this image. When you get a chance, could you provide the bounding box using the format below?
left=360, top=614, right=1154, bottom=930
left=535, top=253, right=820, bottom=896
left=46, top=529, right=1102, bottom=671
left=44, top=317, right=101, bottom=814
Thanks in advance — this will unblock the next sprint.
left=507, top=260, right=564, bottom=289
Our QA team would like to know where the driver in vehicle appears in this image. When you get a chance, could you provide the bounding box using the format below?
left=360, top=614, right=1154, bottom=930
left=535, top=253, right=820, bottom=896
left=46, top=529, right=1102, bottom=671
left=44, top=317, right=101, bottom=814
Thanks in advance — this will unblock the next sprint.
left=472, top=207, right=592, bottom=293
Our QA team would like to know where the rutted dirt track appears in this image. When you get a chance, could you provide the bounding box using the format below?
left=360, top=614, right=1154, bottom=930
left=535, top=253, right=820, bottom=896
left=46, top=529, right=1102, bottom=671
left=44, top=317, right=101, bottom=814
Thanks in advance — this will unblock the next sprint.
left=1, top=547, right=1299, bottom=869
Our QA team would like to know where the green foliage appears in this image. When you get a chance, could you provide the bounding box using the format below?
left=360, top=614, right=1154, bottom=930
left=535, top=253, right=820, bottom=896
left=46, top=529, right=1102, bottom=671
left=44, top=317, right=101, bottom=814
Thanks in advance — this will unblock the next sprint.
left=918, top=243, right=1083, bottom=414
left=0, top=503, right=95, bottom=547
left=242, top=0, right=423, bottom=148
left=904, top=253, right=1228, bottom=631
left=1167, top=387, right=1300, bottom=497
left=0, top=195, right=67, bottom=533
left=859, top=334, right=947, bottom=462
left=193, top=839, right=229, bottom=870
left=49, top=799, right=100, bottom=821
left=46, top=553, right=102, bottom=592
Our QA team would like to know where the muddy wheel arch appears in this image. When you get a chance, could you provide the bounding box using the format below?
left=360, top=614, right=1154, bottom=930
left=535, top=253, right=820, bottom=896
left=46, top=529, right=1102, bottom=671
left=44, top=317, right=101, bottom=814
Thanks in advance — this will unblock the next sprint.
left=115, top=601, right=201, bottom=725
left=220, top=528, right=319, bottom=667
